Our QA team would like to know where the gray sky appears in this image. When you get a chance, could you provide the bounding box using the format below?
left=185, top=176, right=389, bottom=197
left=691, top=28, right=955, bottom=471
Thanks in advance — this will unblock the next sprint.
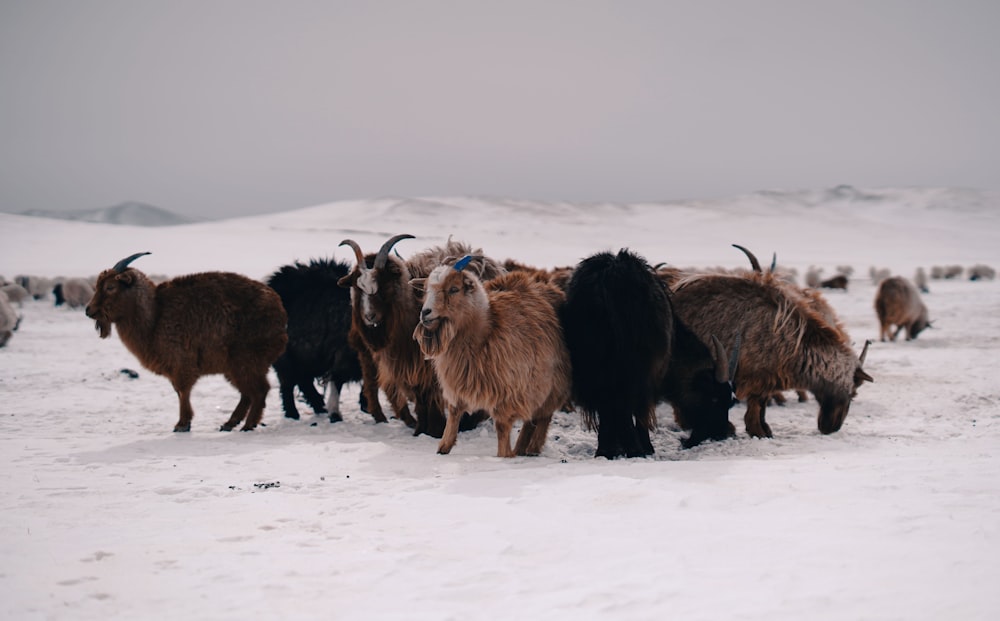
left=2, top=0, right=998, bottom=219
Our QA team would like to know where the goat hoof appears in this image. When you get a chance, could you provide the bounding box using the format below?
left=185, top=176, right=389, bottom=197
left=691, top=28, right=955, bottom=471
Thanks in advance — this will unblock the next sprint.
left=219, top=424, right=234, bottom=432
left=173, top=424, right=191, bottom=433
left=284, top=412, right=300, bottom=420
left=328, top=412, right=343, bottom=423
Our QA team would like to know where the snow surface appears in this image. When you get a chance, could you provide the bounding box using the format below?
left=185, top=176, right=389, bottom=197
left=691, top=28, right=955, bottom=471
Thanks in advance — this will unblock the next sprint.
left=2, top=187, right=999, bottom=620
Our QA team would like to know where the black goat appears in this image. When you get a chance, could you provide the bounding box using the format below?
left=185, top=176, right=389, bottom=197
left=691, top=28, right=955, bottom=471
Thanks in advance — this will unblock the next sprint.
left=266, top=258, right=381, bottom=423
left=561, top=249, right=672, bottom=458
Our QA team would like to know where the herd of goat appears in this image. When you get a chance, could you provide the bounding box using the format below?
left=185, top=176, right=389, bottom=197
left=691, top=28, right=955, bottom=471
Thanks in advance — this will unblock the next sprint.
left=2, top=238, right=993, bottom=458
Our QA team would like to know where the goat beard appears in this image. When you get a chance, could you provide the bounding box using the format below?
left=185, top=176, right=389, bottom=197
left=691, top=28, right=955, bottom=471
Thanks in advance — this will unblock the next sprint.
left=93, top=318, right=112, bottom=339
left=413, top=319, right=453, bottom=359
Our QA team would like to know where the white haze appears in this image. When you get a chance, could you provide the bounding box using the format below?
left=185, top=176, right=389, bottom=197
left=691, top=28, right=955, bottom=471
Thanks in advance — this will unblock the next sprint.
left=1, top=187, right=999, bottom=620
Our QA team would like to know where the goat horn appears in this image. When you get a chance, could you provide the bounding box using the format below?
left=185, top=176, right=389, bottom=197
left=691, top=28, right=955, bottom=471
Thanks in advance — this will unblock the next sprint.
left=453, top=255, right=474, bottom=271
left=112, top=252, right=151, bottom=273
left=338, top=239, right=367, bottom=269
left=770, top=253, right=777, bottom=273
left=728, top=332, right=741, bottom=384
left=710, top=334, right=729, bottom=383
left=859, top=339, right=872, bottom=366
left=732, top=244, right=762, bottom=273
left=374, top=234, right=415, bottom=270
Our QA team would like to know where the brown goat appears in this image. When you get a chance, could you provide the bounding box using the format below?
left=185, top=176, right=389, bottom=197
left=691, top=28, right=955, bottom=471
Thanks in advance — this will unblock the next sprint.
left=338, top=236, right=504, bottom=437
left=85, top=252, right=288, bottom=432
left=875, top=276, right=931, bottom=342
left=670, top=246, right=873, bottom=438
left=412, top=261, right=571, bottom=457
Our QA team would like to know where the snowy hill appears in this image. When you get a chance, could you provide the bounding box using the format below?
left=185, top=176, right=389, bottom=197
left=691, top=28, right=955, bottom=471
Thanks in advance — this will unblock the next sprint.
left=13, top=201, right=199, bottom=227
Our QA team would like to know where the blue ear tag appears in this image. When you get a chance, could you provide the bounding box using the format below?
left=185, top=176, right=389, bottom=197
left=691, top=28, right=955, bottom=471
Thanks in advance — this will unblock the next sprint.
left=453, top=255, right=473, bottom=272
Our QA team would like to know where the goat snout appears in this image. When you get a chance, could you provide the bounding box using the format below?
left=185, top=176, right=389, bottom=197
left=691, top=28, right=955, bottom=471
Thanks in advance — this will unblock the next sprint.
left=420, top=307, right=437, bottom=327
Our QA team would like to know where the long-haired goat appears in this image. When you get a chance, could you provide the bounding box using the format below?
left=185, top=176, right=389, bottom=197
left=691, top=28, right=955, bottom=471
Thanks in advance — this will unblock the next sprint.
left=560, top=249, right=672, bottom=458
left=0, top=290, right=21, bottom=347
left=671, top=245, right=873, bottom=438
left=53, top=277, right=96, bottom=309
left=875, top=276, right=931, bottom=342
left=338, top=235, right=504, bottom=437
left=412, top=257, right=571, bottom=457
left=661, top=323, right=741, bottom=448
left=85, top=252, right=288, bottom=432
left=266, top=258, right=378, bottom=423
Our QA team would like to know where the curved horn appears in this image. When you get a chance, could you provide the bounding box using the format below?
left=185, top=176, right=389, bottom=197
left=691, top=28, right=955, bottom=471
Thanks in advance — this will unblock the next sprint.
left=374, top=234, right=415, bottom=270
left=859, top=339, right=872, bottom=366
left=770, top=253, right=777, bottom=273
left=727, top=333, right=741, bottom=384
left=112, top=252, right=151, bottom=273
left=710, top=335, right=729, bottom=383
left=732, top=244, right=762, bottom=273
left=338, top=239, right=367, bottom=268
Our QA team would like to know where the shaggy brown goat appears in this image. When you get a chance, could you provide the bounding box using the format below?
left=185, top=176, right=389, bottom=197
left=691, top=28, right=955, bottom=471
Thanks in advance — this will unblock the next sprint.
left=338, top=236, right=504, bottom=437
left=85, top=252, right=288, bottom=432
left=671, top=246, right=873, bottom=438
left=412, top=260, right=571, bottom=457
left=875, top=276, right=931, bottom=342
left=820, top=274, right=849, bottom=290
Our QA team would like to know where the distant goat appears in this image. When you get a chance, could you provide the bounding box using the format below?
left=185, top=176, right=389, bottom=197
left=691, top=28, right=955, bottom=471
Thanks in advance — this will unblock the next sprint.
left=1, top=283, right=29, bottom=306
left=968, top=264, right=996, bottom=281
left=914, top=267, right=930, bottom=293
left=561, top=249, right=673, bottom=458
left=0, top=290, right=21, bottom=347
left=339, top=235, right=504, bottom=437
left=671, top=245, right=873, bottom=438
left=875, top=276, right=931, bottom=342
left=820, top=274, right=849, bottom=290
left=266, top=258, right=377, bottom=423
left=85, top=252, right=288, bottom=432
left=53, top=277, right=96, bottom=309
left=412, top=258, right=571, bottom=457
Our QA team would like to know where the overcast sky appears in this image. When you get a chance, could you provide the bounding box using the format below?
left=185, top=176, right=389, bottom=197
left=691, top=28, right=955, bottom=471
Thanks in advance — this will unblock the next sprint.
left=1, top=1, right=997, bottom=219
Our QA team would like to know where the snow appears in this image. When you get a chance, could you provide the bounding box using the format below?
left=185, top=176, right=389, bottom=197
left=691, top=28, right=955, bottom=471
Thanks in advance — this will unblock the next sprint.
left=2, top=187, right=999, bottom=620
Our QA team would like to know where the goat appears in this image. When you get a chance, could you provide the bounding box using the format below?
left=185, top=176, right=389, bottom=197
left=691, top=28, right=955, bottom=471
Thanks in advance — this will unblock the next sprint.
left=805, top=267, right=823, bottom=288
left=412, top=257, right=571, bottom=457
left=671, top=245, right=873, bottom=438
left=0, top=290, right=21, bottom=347
left=968, top=264, right=996, bottom=281
left=53, top=277, right=96, bottom=309
left=85, top=252, right=288, bottom=432
left=914, top=267, right=930, bottom=293
left=266, top=258, right=379, bottom=424
left=1, top=283, right=29, bottom=306
left=875, top=276, right=932, bottom=342
left=870, top=266, right=892, bottom=284
left=820, top=274, right=849, bottom=290
left=338, top=235, right=503, bottom=437
left=661, top=322, right=741, bottom=448
left=560, top=249, right=672, bottom=458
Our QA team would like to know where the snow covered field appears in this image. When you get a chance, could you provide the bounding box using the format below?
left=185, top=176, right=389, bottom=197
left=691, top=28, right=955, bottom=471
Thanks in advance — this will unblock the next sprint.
left=2, top=187, right=999, bottom=620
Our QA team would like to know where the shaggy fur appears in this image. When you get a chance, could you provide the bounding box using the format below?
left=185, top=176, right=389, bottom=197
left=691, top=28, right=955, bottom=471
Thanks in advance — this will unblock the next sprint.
left=560, top=250, right=672, bottom=458
left=53, top=277, right=96, bottom=309
left=338, top=236, right=503, bottom=437
left=0, top=290, right=20, bottom=347
left=85, top=255, right=288, bottom=432
left=413, top=268, right=571, bottom=457
left=661, top=321, right=739, bottom=448
left=671, top=266, right=873, bottom=438
left=266, top=258, right=376, bottom=423
left=875, top=276, right=931, bottom=342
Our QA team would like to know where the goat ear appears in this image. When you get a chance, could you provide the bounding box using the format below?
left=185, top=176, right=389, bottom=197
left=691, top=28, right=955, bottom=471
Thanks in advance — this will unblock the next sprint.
left=856, top=367, right=874, bottom=384
left=337, top=272, right=356, bottom=289
left=115, top=271, right=136, bottom=287
left=409, top=278, right=427, bottom=292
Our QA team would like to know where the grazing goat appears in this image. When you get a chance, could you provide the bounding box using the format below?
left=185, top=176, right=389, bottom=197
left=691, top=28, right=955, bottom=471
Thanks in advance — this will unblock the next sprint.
left=661, top=323, right=740, bottom=448
left=1, top=283, right=29, bottom=306
left=0, top=290, right=21, bottom=347
left=914, top=267, right=930, bottom=293
left=560, top=249, right=672, bottom=458
left=671, top=245, right=873, bottom=438
left=266, top=258, right=378, bottom=423
left=53, top=277, right=96, bottom=309
left=412, top=258, right=571, bottom=457
left=875, top=276, right=931, bottom=342
left=338, top=235, right=503, bottom=437
left=968, top=264, right=996, bottom=281
left=820, top=274, right=849, bottom=290
left=85, top=252, right=288, bottom=432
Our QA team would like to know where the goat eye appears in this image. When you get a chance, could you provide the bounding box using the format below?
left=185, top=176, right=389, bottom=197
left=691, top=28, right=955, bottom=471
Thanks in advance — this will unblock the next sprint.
left=448, top=286, right=460, bottom=295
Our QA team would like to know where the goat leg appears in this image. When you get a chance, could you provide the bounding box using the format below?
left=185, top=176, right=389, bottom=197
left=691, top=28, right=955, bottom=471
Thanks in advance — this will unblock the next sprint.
left=437, top=403, right=467, bottom=455
left=172, top=382, right=195, bottom=432
left=744, top=395, right=773, bottom=438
